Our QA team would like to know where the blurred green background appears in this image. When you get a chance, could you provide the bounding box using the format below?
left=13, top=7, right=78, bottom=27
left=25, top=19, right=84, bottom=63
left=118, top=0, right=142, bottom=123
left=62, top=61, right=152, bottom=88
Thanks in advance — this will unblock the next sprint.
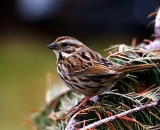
left=0, top=0, right=159, bottom=130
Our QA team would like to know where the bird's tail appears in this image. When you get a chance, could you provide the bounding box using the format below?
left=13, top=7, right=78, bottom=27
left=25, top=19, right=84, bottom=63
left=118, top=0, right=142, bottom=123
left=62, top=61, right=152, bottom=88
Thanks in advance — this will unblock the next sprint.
left=115, top=64, right=157, bottom=74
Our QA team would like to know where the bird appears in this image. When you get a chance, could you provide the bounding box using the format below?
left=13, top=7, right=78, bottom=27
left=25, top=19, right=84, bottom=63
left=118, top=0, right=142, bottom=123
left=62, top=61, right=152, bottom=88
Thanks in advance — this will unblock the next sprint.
left=47, top=36, right=155, bottom=118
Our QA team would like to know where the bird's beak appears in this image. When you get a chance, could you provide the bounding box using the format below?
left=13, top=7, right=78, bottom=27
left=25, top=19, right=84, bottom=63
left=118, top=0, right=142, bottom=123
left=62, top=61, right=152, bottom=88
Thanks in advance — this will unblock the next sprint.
left=47, top=42, right=58, bottom=50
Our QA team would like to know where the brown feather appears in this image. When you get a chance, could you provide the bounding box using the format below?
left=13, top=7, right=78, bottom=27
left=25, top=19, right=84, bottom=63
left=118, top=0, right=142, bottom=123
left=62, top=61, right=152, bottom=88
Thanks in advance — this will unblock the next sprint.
left=115, top=64, right=156, bottom=73
left=70, top=62, right=117, bottom=76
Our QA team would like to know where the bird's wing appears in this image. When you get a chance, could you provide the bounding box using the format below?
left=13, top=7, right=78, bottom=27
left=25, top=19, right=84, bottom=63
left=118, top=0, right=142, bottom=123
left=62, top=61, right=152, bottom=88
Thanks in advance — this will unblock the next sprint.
left=69, top=61, right=118, bottom=76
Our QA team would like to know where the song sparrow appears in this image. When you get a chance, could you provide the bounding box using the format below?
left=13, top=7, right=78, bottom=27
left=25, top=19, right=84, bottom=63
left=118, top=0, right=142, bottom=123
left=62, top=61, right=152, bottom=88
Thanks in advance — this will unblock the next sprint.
left=47, top=36, right=155, bottom=96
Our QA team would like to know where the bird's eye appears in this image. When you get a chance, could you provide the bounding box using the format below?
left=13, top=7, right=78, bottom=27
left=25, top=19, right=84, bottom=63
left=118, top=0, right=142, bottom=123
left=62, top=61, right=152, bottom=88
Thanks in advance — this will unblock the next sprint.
left=61, top=42, right=69, bottom=48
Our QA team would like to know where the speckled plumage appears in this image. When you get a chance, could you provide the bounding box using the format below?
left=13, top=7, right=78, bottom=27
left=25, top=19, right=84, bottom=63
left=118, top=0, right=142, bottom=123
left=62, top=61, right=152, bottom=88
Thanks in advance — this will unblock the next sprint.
left=47, top=36, right=155, bottom=96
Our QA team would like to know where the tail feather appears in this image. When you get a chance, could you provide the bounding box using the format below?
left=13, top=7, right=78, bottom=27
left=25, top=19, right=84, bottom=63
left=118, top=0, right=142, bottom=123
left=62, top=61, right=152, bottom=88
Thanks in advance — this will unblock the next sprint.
left=115, top=64, right=157, bottom=74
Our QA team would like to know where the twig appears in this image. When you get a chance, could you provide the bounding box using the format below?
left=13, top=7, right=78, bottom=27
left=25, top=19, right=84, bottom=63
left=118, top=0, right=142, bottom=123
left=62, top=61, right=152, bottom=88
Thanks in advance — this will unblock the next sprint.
left=154, top=9, right=160, bottom=38
left=80, top=100, right=159, bottom=130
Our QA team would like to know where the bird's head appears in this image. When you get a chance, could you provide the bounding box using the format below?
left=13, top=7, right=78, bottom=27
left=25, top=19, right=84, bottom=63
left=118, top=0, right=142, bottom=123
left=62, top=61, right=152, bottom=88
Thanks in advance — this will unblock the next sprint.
left=47, top=36, right=86, bottom=59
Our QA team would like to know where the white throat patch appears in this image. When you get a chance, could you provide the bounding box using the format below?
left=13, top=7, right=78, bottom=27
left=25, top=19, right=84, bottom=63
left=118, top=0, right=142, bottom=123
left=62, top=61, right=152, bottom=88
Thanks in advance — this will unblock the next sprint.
left=54, top=50, right=60, bottom=60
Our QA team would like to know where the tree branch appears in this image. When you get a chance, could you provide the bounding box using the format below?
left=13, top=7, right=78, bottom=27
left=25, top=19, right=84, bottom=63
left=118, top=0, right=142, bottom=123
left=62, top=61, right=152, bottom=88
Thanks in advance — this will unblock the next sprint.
left=80, top=100, right=159, bottom=130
